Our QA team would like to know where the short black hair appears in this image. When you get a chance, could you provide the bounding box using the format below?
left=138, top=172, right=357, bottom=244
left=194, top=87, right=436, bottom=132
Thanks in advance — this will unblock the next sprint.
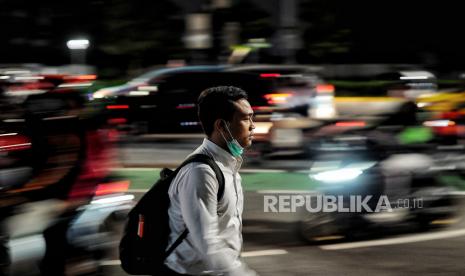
left=198, top=86, right=248, bottom=136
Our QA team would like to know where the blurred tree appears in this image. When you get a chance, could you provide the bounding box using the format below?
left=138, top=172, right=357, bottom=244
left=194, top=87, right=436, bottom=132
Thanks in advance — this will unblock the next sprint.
left=97, top=0, right=184, bottom=71
left=299, top=0, right=353, bottom=62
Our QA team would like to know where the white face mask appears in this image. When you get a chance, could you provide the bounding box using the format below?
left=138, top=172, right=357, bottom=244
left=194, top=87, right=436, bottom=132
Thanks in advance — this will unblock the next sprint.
left=220, top=120, right=244, bottom=157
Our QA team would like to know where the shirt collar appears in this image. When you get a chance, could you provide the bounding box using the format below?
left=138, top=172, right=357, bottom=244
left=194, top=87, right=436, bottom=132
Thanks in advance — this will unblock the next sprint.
left=201, top=138, right=242, bottom=172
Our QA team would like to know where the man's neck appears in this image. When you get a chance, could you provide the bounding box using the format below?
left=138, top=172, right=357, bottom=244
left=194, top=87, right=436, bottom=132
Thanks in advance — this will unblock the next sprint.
left=208, top=135, right=232, bottom=156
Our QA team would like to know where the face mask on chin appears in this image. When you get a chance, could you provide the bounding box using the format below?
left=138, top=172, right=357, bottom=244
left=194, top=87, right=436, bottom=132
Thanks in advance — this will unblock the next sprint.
left=220, top=120, right=244, bottom=157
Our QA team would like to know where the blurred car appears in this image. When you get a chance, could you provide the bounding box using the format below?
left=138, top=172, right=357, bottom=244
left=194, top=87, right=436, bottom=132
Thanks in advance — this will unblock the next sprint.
left=103, top=65, right=336, bottom=159
left=226, top=64, right=337, bottom=120
left=335, top=70, right=437, bottom=116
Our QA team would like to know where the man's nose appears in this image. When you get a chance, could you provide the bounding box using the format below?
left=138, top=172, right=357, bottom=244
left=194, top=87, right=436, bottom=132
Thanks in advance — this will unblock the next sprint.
left=250, top=120, right=255, bottom=130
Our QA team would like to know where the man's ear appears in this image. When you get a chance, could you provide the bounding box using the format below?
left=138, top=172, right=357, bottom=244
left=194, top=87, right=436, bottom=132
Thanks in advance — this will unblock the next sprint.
left=214, top=119, right=224, bottom=133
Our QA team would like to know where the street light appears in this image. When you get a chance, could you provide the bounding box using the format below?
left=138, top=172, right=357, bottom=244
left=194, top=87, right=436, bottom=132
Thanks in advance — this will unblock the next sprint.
left=66, top=38, right=90, bottom=65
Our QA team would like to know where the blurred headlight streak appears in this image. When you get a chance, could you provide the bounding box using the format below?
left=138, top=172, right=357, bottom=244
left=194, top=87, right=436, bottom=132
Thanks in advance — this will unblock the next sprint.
left=90, top=194, right=134, bottom=205
left=92, top=90, right=110, bottom=99
left=66, top=39, right=90, bottom=50
left=400, top=76, right=429, bottom=80
left=137, top=85, right=158, bottom=91
left=128, top=91, right=150, bottom=96
left=312, top=105, right=336, bottom=119
left=14, top=76, right=44, bottom=81
left=312, top=168, right=363, bottom=183
left=417, top=102, right=431, bottom=108
left=58, top=82, right=92, bottom=88
left=423, top=120, right=455, bottom=127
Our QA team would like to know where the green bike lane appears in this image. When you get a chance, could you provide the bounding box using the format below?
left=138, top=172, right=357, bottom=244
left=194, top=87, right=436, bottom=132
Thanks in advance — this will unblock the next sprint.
left=110, top=168, right=318, bottom=192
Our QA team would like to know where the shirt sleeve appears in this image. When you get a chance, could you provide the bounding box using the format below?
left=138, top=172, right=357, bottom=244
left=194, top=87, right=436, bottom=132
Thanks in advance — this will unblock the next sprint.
left=176, top=163, right=255, bottom=276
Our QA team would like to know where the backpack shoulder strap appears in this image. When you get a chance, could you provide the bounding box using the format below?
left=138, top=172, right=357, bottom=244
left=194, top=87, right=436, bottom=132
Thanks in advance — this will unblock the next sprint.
left=180, top=153, right=225, bottom=201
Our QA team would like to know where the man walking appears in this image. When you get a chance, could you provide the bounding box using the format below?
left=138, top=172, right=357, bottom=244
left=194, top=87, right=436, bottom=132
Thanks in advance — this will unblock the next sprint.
left=163, top=86, right=257, bottom=275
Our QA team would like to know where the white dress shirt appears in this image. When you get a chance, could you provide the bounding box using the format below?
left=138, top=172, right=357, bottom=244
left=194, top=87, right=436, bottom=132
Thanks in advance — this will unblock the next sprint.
left=165, top=138, right=254, bottom=275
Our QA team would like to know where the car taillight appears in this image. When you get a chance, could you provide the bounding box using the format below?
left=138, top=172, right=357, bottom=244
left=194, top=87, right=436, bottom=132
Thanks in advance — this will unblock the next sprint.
left=434, top=125, right=459, bottom=136
left=64, top=74, right=97, bottom=82
left=335, top=121, right=366, bottom=127
left=106, top=105, right=129, bottom=110
left=316, top=84, right=335, bottom=94
left=263, top=93, right=293, bottom=105
left=260, top=73, right=281, bottom=78
left=441, top=111, right=465, bottom=120
left=0, top=134, right=31, bottom=152
left=107, top=118, right=127, bottom=125
left=94, top=180, right=130, bottom=196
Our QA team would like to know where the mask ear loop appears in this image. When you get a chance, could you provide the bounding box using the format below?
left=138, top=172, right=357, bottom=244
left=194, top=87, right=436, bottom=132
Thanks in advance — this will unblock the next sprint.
left=221, top=120, right=235, bottom=141
left=219, top=127, right=228, bottom=142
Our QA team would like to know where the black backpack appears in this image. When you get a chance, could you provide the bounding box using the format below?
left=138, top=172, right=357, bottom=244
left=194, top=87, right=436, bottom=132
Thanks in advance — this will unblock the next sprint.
left=119, top=154, right=225, bottom=275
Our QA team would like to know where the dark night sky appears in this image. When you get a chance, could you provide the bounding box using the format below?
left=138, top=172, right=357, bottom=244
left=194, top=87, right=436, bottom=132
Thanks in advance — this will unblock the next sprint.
left=1, top=0, right=464, bottom=71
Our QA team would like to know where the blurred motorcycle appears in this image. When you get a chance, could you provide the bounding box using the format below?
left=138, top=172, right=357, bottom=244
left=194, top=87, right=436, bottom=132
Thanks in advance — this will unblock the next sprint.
left=298, top=120, right=463, bottom=243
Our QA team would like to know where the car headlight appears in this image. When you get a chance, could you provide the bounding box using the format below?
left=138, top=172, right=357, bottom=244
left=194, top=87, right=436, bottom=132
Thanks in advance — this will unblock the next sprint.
left=311, top=168, right=363, bottom=183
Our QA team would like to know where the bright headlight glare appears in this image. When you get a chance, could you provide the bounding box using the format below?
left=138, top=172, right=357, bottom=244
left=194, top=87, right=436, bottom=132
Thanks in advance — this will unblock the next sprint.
left=312, top=168, right=363, bottom=183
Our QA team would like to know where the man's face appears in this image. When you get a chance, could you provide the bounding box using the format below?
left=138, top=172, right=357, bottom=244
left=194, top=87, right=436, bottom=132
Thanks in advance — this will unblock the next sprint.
left=228, top=99, right=255, bottom=148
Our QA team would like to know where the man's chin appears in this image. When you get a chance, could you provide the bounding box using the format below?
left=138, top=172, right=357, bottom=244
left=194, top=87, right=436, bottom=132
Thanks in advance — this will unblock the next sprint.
left=242, top=140, right=253, bottom=148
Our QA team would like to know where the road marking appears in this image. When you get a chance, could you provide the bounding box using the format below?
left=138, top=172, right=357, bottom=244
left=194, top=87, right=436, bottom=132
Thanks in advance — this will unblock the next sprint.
left=320, top=228, right=465, bottom=250
left=241, top=249, right=288, bottom=257
left=99, top=250, right=288, bottom=267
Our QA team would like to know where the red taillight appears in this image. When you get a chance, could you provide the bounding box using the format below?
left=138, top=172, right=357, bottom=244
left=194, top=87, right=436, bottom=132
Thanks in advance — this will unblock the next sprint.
left=0, top=134, right=31, bottom=152
left=335, top=121, right=366, bottom=127
left=107, top=118, right=127, bottom=125
left=176, top=104, right=196, bottom=109
left=263, top=93, right=293, bottom=105
left=252, top=106, right=271, bottom=111
left=441, top=111, right=465, bottom=120
left=260, top=73, right=281, bottom=78
left=64, top=74, right=97, bottom=81
left=435, top=125, right=458, bottom=136
left=94, top=180, right=130, bottom=196
left=106, top=105, right=129, bottom=110
left=316, top=84, right=335, bottom=94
